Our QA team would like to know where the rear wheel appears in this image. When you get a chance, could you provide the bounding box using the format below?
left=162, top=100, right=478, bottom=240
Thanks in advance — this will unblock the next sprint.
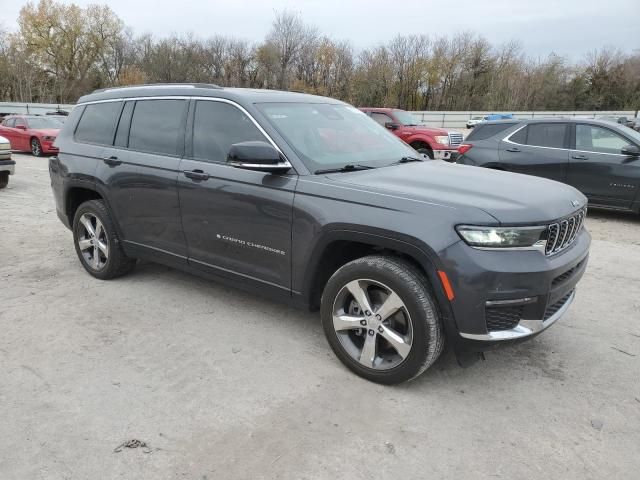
left=31, top=137, right=43, bottom=157
left=72, top=199, right=136, bottom=279
left=0, top=172, right=8, bottom=189
left=321, top=255, right=444, bottom=384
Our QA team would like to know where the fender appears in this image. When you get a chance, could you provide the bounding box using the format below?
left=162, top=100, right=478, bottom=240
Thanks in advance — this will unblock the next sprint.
left=404, top=133, right=436, bottom=149
left=298, top=224, right=456, bottom=330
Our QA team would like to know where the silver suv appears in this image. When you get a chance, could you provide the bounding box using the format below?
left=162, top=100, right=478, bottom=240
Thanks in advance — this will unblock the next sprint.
left=0, top=135, right=14, bottom=189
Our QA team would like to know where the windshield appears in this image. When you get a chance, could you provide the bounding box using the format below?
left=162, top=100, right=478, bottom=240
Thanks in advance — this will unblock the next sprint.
left=393, top=110, right=422, bottom=126
left=257, top=103, right=419, bottom=172
left=27, top=117, right=63, bottom=129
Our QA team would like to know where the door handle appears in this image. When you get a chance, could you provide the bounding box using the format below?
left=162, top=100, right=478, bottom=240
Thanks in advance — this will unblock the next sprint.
left=506, top=147, right=521, bottom=153
left=103, top=156, right=122, bottom=166
left=572, top=154, right=588, bottom=160
left=183, top=169, right=210, bottom=181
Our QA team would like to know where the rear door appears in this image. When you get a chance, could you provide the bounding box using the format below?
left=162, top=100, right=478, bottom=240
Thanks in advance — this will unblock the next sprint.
left=178, top=98, right=296, bottom=290
left=567, top=123, right=640, bottom=208
left=498, top=122, right=569, bottom=182
left=90, top=98, right=189, bottom=263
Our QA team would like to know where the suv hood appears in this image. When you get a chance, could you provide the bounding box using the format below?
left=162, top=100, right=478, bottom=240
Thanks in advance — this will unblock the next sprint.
left=327, top=161, right=587, bottom=224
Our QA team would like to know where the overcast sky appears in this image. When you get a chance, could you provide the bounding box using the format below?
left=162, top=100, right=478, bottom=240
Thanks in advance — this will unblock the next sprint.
left=1, top=0, right=638, bottom=60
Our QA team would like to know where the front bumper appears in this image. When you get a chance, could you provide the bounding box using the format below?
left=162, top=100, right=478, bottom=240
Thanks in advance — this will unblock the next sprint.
left=440, top=228, right=590, bottom=350
left=0, top=159, right=15, bottom=175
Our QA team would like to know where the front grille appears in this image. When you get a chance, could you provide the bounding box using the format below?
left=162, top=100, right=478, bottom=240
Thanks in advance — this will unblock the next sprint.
left=543, top=291, right=574, bottom=320
left=448, top=132, right=463, bottom=147
left=545, top=208, right=586, bottom=255
left=485, top=306, right=523, bottom=331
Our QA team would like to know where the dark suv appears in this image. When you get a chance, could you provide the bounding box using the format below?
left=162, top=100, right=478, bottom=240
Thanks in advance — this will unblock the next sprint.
left=457, top=118, right=640, bottom=213
left=50, top=84, right=590, bottom=384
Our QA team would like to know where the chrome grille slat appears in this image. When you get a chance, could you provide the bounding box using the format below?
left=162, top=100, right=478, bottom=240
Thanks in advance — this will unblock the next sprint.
left=448, top=132, right=463, bottom=147
left=544, top=208, right=586, bottom=256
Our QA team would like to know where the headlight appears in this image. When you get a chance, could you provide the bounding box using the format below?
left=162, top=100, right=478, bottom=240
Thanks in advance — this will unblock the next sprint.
left=434, top=135, right=449, bottom=145
left=456, top=225, right=547, bottom=248
left=43, top=136, right=56, bottom=141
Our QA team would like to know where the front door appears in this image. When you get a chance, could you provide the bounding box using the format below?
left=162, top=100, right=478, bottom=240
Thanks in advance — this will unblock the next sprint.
left=567, top=123, right=640, bottom=208
left=499, top=122, right=570, bottom=183
left=178, top=99, right=296, bottom=291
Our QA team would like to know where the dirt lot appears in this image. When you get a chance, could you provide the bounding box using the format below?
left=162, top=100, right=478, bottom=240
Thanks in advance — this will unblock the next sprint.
left=1, top=153, right=639, bottom=479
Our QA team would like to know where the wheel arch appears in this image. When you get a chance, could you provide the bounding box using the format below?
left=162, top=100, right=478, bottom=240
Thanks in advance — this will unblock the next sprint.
left=301, top=227, right=453, bottom=323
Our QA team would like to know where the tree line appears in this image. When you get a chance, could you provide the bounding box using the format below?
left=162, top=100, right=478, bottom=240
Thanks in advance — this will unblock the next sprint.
left=1, top=0, right=638, bottom=111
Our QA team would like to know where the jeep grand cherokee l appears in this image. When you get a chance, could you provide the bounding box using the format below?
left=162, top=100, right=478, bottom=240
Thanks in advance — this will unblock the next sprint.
left=457, top=118, right=640, bottom=213
left=49, top=84, right=590, bottom=384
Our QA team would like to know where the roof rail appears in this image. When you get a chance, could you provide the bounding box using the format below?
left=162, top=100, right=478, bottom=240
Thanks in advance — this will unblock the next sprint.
left=91, top=83, right=223, bottom=94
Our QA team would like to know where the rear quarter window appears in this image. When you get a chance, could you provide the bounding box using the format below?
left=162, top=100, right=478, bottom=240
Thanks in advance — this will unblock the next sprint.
left=466, top=122, right=517, bottom=141
left=75, top=102, right=123, bottom=145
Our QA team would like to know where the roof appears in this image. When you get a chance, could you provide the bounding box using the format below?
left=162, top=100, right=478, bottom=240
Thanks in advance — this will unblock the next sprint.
left=77, top=83, right=345, bottom=106
left=483, top=117, right=625, bottom=127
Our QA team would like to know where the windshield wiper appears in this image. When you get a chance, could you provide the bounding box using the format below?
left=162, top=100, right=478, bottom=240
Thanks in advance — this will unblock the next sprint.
left=314, top=164, right=376, bottom=174
left=390, top=156, right=424, bottom=166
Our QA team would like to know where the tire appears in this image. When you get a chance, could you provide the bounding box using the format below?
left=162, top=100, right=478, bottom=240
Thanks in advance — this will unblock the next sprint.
left=0, top=172, right=8, bottom=189
left=417, top=147, right=434, bottom=159
left=31, top=137, right=43, bottom=157
left=320, top=255, right=444, bottom=384
left=72, top=199, right=136, bottom=279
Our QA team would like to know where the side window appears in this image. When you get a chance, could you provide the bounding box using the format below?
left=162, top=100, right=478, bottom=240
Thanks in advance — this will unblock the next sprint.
left=467, top=122, right=517, bottom=141
left=128, top=100, right=187, bottom=156
left=526, top=123, right=567, bottom=148
left=370, top=112, right=393, bottom=127
left=192, top=101, right=266, bottom=162
left=575, top=124, right=630, bottom=155
left=3, top=118, right=15, bottom=128
left=509, top=126, right=527, bottom=144
left=14, top=118, right=26, bottom=128
left=75, top=102, right=123, bottom=145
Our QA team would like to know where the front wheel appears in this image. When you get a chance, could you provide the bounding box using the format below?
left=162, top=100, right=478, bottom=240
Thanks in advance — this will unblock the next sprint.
left=0, top=171, right=8, bottom=189
left=321, top=255, right=444, bottom=384
left=417, top=148, right=434, bottom=159
left=31, top=138, right=43, bottom=157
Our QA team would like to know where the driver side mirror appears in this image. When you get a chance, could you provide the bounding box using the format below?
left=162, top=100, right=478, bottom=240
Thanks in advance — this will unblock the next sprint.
left=384, top=122, right=400, bottom=131
left=227, top=141, right=291, bottom=173
left=621, top=144, right=640, bottom=157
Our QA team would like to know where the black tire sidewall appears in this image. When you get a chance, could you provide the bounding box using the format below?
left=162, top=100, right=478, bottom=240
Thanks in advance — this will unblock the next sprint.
left=321, top=257, right=439, bottom=384
left=0, top=171, right=8, bottom=188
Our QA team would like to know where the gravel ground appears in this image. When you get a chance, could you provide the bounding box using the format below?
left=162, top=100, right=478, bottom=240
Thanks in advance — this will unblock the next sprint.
left=1, top=153, right=639, bottom=479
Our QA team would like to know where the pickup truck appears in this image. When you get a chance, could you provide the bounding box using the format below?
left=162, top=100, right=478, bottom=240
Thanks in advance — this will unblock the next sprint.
left=359, top=108, right=462, bottom=161
left=0, top=135, right=14, bottom=188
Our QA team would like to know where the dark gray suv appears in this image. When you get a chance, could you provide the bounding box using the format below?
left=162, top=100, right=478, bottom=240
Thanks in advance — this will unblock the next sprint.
left=457, top=118, right=640, bottom=213
left=49, top=84, right=590, bottom=384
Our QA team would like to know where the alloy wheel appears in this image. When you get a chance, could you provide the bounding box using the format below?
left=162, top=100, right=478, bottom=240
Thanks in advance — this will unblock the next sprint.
left=31, top=138, right=41, bottom=156
left=331, top=279, right=413, bottom=370
left=77, top=213, right=109, bottom=270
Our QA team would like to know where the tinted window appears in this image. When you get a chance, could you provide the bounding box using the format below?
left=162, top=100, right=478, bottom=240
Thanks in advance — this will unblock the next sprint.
left=192, top=101, right=266, bottom=162
left=114, top=101, right=134, bottom=147
left=466, top=122, right=517, bottom=141
left=75, top=102, right=122, bottom=145
left=129, top=100, right=187, bottom=155
left=3, top=118, right=15, bottom=127
left=370, top=112, right=393, bottom=126
left=575, top=124, right=630, bottom=154
left=509, top=126, right=527, bottom=144
left=14, top=118, right=26, bottom=128
left=526, top=123, right=566, bottom=148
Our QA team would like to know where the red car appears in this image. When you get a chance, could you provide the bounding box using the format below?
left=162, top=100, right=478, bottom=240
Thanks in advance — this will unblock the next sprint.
left=0, top=115, right=62, bottom=156
left=359, top=108, right=462, bottom=161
